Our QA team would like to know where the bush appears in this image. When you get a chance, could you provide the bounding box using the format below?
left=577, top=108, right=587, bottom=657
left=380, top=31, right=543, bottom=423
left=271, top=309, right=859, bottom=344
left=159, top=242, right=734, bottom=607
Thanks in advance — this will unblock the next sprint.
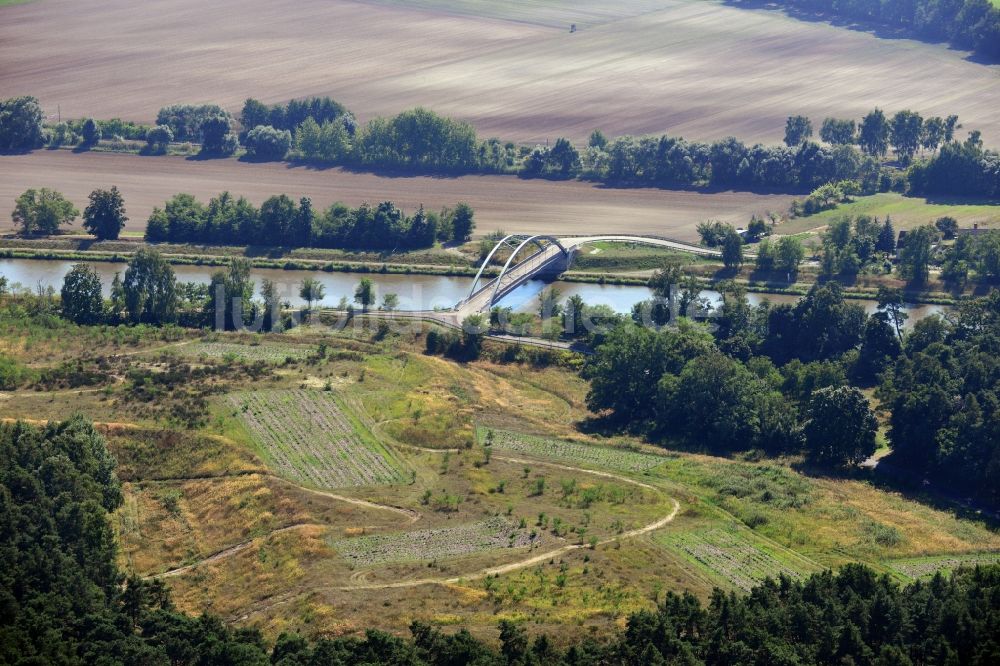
left=243, top=125, right=292, bottom=160
left=145, top=125, right=173, bottom=153
left=156, top=104, right=230, bottom=141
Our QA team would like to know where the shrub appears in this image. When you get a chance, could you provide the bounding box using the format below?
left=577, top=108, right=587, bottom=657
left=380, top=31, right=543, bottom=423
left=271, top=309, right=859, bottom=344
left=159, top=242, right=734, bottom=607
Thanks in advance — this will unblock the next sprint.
left=243, top=125, right=292, bottom=160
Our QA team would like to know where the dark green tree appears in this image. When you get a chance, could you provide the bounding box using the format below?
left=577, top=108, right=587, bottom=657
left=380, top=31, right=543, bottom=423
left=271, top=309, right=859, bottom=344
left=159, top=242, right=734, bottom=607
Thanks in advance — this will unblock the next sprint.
left=856, top=314, right=901, bottom=384
left=876, top=216, right=896, bottom=253
left=889, top=110, right=923, bottom=164
left=584, top=322, right=714, bottom=426
left=784, top=115, right=813, bottom=146
left=122, top=248, right=177, bottom=324
left=60, top=263, right=104, bottom=325
left=82, top=186, right=127, bottom=240
left=804, top=386, right=878, bottom=467
left=199, top=115, right=235, bottom=155
left=0, top=95, right=44, bottom=152
left=934, top=215, right=958, bottom=239
left=80, top=118, right=101, bottom=146
left=721, top=229, right=744, bottom=270
left=858, top=108, right=890, bottom=158
left=820, top=117, right=856, bottom=145
left=449, top=202, right=475, bottom=242
left=897, top=224, right=937, bottom=284
left=292, top=197, right=314, bottom=247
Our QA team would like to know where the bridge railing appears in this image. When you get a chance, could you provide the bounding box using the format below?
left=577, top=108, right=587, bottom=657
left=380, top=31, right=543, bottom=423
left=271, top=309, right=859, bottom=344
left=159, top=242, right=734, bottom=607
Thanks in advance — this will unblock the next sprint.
left=457, top=244, right=553, bottom=309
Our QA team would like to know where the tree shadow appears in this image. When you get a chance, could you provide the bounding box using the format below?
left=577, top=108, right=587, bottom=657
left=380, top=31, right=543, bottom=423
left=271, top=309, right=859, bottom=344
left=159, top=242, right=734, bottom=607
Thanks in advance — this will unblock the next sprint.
left=794, top=452, right=1000, bottom=526
left=185, top=151, right=232, bottom=162
left=920, top=194, right=1000, bottom=206
left=284, top=159, right=474, bottom=180
left=747, top=268, right=800, bottom=287
left=720, top=0, right=998, bottom=64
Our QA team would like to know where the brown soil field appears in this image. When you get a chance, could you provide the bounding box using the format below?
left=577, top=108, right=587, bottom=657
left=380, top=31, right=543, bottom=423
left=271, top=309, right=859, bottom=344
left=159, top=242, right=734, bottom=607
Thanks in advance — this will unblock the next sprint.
left=0, top=151, right=795, bottom=239
left=2, top=0, right=998, bottom=145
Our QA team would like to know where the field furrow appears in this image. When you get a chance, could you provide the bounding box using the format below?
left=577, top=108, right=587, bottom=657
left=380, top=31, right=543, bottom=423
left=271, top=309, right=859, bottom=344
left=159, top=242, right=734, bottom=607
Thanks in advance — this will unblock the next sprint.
left=330, top=516, right=541, bottom=566
left=226, top=389, right=406, bottom=489
left=482, top=428, right=668, bottom=473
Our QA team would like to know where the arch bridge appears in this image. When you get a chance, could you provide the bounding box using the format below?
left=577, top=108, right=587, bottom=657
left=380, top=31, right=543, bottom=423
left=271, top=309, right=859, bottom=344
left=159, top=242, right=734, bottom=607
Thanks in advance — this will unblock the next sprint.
left=453, top=234, right=720, bottom=316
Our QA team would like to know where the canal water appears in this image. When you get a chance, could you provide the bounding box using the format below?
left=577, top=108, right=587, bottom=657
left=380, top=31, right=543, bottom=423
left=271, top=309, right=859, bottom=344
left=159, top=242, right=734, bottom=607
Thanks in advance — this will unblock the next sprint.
left=0, top=258, right=947, bottom=324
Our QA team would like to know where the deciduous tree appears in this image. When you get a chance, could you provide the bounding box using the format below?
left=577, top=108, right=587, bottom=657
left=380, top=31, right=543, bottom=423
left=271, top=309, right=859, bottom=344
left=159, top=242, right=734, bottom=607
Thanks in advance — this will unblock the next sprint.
left=804, top=386, right=877, bottom=467
left=83, top=186, right=127, bottom=240
left=12, top=188, right=79, bottom=235
left=60, top=263, right=104, bottom=325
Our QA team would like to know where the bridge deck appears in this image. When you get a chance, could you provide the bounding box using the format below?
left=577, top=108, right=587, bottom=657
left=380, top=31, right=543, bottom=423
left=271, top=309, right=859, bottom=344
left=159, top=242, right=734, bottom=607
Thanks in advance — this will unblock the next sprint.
left=454, top=234, right=720, bottom=316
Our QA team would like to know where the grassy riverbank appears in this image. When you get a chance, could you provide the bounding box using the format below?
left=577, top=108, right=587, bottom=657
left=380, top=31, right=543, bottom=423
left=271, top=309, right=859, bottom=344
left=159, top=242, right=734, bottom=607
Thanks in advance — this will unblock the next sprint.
left=0, top=237, right=966, bottom=306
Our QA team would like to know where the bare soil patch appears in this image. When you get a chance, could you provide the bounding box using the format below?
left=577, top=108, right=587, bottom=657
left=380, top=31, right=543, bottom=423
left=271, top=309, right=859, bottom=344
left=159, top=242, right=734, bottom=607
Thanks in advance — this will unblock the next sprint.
left=1, top=0, right=997, bottom=144
left=0, top=151, right=794, bottom=240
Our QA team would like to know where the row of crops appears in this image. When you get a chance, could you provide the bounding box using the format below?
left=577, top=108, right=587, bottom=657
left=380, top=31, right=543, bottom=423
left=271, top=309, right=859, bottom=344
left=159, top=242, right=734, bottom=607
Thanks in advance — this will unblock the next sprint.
left=331, top=516, right=540, bottom=566
left=181, top=341, right=315, bottom=363
left=887, top=552, right=1000, bottom=580
left=227, top=389, right=407, bottom=489
left=659, top=528, right=816, bottom=592
left=481, top=428, right=668, bottom=473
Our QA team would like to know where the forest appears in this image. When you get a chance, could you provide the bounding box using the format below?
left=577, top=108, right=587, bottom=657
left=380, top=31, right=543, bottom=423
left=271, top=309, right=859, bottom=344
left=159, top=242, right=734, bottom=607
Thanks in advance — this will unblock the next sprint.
left=2, top=416, right=998, bottom=665
left=582, top=283, right=1000, bottom=505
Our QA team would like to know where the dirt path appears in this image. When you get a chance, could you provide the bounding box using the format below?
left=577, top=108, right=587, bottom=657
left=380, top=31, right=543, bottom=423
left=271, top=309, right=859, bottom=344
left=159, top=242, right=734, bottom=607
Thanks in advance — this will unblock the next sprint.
left=116, top=339, right=195, bottom=357
left=152, top=524, right=316, bottom=579
left=318, top=453, right=680, bottom=591
left=151, top=449, right=680, bottom=592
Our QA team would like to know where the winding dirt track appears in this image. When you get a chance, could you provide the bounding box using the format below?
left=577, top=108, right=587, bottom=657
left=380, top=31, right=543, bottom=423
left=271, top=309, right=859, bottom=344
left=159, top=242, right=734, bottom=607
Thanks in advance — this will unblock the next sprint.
left=6, top=416, right=677, bottom=590
left=310, top=454, right=679, bottom=591
left=146, top=452, right=680, bottom=589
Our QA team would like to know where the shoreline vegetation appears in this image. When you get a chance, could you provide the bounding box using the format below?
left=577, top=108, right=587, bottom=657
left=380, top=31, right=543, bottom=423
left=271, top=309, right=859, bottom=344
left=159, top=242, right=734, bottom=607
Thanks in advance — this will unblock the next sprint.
left=0, top=238, right=965, bottom=306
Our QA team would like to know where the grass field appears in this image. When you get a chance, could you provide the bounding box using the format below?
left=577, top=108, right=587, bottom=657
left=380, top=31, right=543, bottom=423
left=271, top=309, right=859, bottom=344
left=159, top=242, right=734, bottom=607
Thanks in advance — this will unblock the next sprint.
left=177, top=340, right=317, bottom=364
left=781, top=193, right=1000, bottom=236
left=886, top=552, right=1000, bottom=580
left=2, top=0, right=997, bottom=145
left=0, top=151, right=793, bottom=240
left=481, top=428, right=670, bottom=474
left=657, top=526, right=820, bottom=591
left=226, top=389, right=408, bottom=489
left=331, top=516, right=541, bottom=566
left=3, top=315, right=997, bottom=642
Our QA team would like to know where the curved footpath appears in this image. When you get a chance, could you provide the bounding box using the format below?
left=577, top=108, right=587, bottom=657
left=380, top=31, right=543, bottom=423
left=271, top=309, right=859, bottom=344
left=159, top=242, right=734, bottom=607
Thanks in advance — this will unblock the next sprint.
left=146, top=453, right=680, bottom=591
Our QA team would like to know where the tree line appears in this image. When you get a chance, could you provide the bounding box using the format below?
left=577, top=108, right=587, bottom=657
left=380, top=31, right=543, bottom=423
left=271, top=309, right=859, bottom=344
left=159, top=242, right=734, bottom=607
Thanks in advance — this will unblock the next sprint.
left=4, top=94, right=999, bottom=201
left=3, top=415, right=998, bottom=665
left=743, top=0, right=1000, bottom=61
left=146, top=191, right=474, bottom=250
left=8, top=184, right=474, bottom=251
left=49, top=251, right=400, bottom=334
